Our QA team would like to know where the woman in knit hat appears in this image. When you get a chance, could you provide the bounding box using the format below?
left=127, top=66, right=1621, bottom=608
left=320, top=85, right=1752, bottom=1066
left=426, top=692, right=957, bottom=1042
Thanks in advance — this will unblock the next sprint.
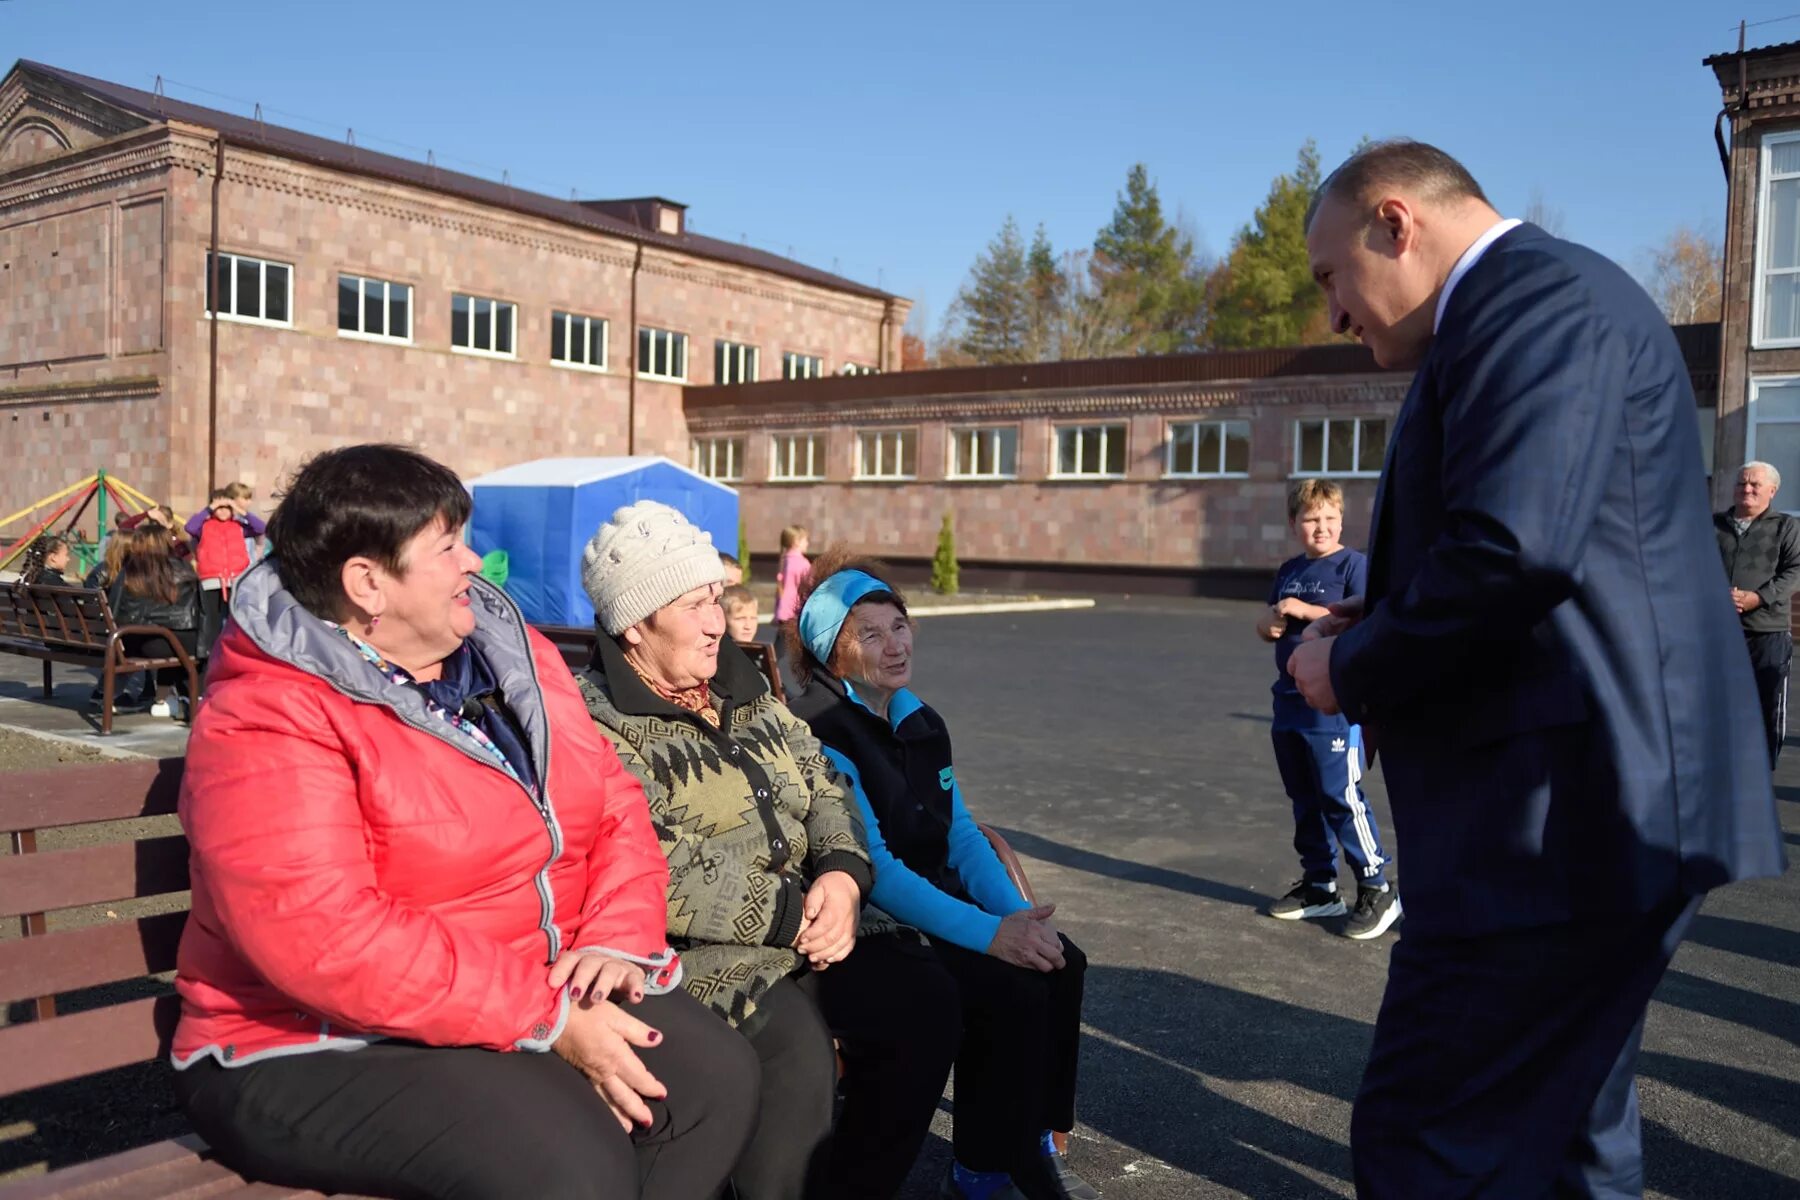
left=578, top=500, right=962, bottom=1200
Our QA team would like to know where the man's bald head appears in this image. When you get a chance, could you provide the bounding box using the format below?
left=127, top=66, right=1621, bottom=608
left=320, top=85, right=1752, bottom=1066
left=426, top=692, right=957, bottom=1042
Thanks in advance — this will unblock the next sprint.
left=1305, top=140, right=1490, bottom=234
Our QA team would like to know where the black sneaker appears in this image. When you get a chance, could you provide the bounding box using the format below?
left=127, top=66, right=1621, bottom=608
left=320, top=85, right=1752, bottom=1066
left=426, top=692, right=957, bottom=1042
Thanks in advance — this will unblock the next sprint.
left=1344, top=884, right=1402, bottom=940
left=1269, top=880, right=1346, bottom=920
left=1011, top=1151, right=1099, bottom=1200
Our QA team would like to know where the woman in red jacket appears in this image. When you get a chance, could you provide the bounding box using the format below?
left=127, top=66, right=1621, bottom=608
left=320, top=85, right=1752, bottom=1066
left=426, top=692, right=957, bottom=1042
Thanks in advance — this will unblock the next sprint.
left=170, top=444, right=757, bottom=1200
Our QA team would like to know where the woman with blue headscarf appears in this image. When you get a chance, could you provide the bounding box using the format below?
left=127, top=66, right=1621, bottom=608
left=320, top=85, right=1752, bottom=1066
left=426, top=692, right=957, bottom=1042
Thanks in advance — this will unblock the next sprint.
left=786, top=552, right=1095, bottom=1200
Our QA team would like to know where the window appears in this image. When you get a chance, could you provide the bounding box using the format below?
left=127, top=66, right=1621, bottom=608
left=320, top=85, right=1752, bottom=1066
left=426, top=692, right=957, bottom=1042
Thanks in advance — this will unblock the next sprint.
left=1167, top=419, right=1251, bottom=477
left=1293, top=417, right=1387, bottom=477
left=841, top=363, right=879, bottom=376
left=771, top=433, right=826, bottom=482
left=552, top=311, right=608, bottom=370
left=338, top=274, right=411, bottom=342
left=206, top=251, right=291, bottom=326
left=1748, top=379, right=1800, bottom=513
left=715, top=340, right=759, bottom=385
left=452, top=293, right=517, bottom=357
left=1053, top=424, right=1127, bottom=478
left=638, top=327, right=688, bottom=381
left=692, top=436, right=746, bottom=482
left=783, top=352, right=824, bottom=380
left=1758, top=132, right=1800, bottom=347
left=949, top=427, right=1018, bottom=479
left=855, top=430, right=918, bottom=480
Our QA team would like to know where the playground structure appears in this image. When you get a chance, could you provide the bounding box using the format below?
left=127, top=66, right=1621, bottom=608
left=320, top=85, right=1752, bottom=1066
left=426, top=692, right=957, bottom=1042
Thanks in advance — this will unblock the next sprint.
left=0, top=471, right=158, bottom=575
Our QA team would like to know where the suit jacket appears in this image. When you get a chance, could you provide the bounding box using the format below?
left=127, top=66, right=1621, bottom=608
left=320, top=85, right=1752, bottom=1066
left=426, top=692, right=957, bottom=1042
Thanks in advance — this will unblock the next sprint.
left=1330, top=223, right=1785, bottom=937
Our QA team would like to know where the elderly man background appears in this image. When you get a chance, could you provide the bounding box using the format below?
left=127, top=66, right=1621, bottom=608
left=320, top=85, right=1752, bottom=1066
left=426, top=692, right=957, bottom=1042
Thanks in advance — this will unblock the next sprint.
left=1287, top=140, right=1784, bottom=1198
left=1716, top=460, right=1800, bottom=765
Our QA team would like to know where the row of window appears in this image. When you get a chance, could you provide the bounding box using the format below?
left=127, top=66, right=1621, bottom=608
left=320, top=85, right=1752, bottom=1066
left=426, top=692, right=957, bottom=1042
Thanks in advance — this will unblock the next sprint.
left=691, top=417, right=1389, bottom=483
left=205, top=251, right=875, bottom=380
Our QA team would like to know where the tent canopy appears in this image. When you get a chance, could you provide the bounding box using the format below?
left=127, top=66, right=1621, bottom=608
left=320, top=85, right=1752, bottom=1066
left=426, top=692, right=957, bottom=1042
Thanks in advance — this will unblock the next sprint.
left=467, top=456, right=737, bottom=627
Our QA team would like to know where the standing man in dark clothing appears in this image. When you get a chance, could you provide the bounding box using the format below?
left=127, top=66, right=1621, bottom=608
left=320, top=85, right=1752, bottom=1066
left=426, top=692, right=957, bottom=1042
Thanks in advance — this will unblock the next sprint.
left=1716, top=460, right=1800, bottom=765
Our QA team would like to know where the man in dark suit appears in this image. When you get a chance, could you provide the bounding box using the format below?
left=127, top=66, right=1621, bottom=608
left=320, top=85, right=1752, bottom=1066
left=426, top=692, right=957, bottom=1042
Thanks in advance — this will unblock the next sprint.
left=1287, top=140, right=1786, bottom=1198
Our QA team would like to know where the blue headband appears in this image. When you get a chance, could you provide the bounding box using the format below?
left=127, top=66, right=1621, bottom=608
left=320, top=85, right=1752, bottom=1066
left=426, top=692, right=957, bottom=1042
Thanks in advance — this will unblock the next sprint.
left=798, top=570, right=889, bottom=665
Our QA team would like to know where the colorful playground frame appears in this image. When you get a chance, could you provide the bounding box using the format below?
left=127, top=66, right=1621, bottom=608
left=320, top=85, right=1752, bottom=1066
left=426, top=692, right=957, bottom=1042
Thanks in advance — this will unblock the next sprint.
left=0, top=471, right=159, bottom=574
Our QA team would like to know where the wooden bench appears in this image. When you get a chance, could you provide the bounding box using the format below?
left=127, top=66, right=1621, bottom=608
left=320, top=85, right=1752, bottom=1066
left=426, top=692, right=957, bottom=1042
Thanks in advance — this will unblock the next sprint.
left=0, top=584, right=199, bottom=735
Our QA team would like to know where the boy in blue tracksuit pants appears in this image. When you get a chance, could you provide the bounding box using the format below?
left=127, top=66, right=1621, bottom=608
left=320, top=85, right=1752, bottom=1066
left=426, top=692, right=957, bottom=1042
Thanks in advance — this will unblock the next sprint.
left=1257, top=479, right=1400, bottom=940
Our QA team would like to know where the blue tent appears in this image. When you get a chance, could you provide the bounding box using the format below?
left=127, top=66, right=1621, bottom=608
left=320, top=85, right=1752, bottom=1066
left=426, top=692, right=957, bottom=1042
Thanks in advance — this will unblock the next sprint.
left=467, top=456, right=738, bottom=627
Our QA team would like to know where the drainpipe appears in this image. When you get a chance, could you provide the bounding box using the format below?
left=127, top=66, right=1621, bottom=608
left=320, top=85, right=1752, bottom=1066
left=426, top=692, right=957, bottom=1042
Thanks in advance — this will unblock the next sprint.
left=207, top=135, right=224, bottom=495
left=627, top=243, right=643, bottom=455
left=878, top=301, right=892, bottom=371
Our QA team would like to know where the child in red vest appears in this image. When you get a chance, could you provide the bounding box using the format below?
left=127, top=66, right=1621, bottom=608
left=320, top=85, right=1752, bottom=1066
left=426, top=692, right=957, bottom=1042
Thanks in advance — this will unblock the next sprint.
left=194, top=492, right=251, bottom=655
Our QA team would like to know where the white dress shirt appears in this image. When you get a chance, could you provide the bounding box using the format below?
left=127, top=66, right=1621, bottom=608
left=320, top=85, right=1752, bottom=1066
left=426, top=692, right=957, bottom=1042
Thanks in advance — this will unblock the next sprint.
left=1433, top=218, right=1523, bottom=333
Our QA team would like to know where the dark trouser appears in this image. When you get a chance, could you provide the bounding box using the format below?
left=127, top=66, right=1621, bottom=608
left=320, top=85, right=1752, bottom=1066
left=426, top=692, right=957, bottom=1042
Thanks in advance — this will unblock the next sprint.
left=736, top=934, right=962, bottom=1200
left=199, top=585, right=231, bottom=658
left=930, top=933, right=1086, bottom=1177
left=1352, top=893, right=1701, bottom=1199
left=1270, top=725, right=1388, bottom=887
left=174, top=989, right=757, bottom=1200
left=1745, top=630, right=1791, bottom=767
left=121, top=630, right=200, bottom=698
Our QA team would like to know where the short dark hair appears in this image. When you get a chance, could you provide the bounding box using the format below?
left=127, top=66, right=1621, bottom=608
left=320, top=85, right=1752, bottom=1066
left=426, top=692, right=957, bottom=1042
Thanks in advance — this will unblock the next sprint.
left=718, top=552, right=740, bottom=569
left=1306, top=139, right=1489, bottom=232
left=781, top=547, right=908, bottom=688
left=267, top=444, right=472, bottom=618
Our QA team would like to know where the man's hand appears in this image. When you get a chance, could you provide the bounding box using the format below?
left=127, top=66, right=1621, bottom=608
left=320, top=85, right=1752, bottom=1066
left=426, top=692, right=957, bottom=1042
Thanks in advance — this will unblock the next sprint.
left=548, top=951, right=647, bottom=1005
left=552, top=997, right=666, bottom=1131
left=1732, top=587, right=1764, bottom=614
left=1287, top=636, right=1341, bottom=714
left=795, top=870, right=860, bottom=969
left=987, top=903, right=1066, bottom=973
left=1302, top=595, right=1365, bottom=642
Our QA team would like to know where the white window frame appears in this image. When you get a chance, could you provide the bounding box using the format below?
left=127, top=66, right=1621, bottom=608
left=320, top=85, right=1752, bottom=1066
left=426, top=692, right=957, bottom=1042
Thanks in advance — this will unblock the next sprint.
left=1755, top=130, right=1800, bottom=349
left=451, top=293, right=518, bottom=359
left=854, top=429, right=919, bottom=481
left=206, top=251, right=293, bottom=328
left=638, top=327, right=689, bottom=382
left=551, top=311, right=609, bottom=372
left=947, top=426, right=1019, bottom=480
left=691, top=436, right=746, bottom=482
left=841, top=362, right=879, bottom=376
left=771, top=433, right=826, bottom=482
left=1746, top=376, right=1800, bottom=515
left=783, top=351, right=824, bottom=380
left=337, top=273, right=412, bottom=344
left=1165, top=419, right=1252, bottom=479
left=1051, top=423, right=1128, bottom=479
left=715, top=340, right=760, bottom=385
left=1291, top=417, right=1386, bottom=479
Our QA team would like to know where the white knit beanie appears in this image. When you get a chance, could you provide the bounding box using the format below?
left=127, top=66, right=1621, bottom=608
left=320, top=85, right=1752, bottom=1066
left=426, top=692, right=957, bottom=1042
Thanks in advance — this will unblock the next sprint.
left=581, top=501, right=726, bottom=635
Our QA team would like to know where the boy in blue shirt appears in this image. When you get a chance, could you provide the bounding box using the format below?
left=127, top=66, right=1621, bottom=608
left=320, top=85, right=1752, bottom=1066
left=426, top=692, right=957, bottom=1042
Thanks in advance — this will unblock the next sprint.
left=1256, top=479, right=1399, bottom=940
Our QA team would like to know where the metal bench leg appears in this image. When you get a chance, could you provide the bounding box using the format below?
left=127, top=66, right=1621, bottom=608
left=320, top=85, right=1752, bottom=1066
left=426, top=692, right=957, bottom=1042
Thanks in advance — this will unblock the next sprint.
left=42, top=659, right=52, bottom=698
left=100, top=657, right=115, bottom=736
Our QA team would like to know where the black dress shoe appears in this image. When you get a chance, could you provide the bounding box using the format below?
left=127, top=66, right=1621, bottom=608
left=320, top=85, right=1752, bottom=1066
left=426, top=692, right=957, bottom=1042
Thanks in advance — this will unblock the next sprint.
left=1013, top=1153, right=1099, bottom=1200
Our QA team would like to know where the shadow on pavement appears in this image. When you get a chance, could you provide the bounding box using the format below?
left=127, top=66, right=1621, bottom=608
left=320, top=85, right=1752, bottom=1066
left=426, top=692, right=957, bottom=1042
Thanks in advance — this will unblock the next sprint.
left=1684, top=913, right=1800, bottom=971
left=1654, top=969, right=1800, bottom=1049
left=992, top=829, right=1269, bottom=911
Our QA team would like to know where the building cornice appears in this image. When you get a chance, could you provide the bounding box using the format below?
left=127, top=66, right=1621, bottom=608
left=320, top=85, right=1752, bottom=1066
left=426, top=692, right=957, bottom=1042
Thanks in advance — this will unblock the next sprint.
left=0, top=375, right=160, bottom=406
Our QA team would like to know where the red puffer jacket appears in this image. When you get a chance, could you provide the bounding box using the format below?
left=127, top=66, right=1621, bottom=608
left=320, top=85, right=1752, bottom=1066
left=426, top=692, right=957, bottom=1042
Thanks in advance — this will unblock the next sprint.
left=171, top=565, right=677, bottom=1069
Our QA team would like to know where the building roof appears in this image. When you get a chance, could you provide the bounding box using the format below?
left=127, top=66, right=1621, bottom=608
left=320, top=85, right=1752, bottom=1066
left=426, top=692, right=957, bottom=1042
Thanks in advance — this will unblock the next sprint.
left=466, top=455, right=732, bottom=492
left=11, top=60, right=898, bottom=303
left=1703, top=39, right=1800, bottom=68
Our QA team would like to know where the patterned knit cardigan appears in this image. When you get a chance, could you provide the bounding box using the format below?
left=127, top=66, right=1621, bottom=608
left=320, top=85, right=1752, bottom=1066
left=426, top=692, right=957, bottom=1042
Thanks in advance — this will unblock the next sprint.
left=578, top=635, right=882, bottom=1029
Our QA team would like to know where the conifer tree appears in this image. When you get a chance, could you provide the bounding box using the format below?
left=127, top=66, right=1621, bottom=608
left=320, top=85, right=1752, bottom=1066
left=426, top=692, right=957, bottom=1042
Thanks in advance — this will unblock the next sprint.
left=930, top=511, right=960, bottom=596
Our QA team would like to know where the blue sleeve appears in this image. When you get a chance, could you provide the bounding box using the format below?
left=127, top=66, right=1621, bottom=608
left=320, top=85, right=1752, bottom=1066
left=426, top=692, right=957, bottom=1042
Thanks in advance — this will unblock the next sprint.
left=241, top=513, right=268, bottom=537
left=944, top=780, right=1031, bottom=919
left=1345, top=552, right=1368, bottom=601
left=821, top=747, right=1003, bottom=954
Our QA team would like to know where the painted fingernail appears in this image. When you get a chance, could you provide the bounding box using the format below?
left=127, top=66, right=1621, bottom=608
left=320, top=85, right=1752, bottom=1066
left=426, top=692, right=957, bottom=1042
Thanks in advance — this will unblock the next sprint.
left=571, top=986, right=583, bottom=1001
left=647, top=1030, right=662, bottom=1044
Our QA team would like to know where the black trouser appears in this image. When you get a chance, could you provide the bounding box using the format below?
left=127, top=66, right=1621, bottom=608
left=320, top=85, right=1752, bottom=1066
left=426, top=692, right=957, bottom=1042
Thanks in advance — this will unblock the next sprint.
left=121, top=630, right=199, bottom=699
left=174, top=989, right=757, bottom=1200
left=736, top=934, right=962, bottom=1200
left=199, top=586, right=228, bottom=658
left=930, top=934, right=1087, bottom=1178
left=1745, top=630, right=1792, bottom=766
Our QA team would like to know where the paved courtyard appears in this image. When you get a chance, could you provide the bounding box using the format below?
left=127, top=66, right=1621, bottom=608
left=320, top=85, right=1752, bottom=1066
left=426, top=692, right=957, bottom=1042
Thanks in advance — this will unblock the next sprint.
left=2, top=597, right=1796, bottom=1197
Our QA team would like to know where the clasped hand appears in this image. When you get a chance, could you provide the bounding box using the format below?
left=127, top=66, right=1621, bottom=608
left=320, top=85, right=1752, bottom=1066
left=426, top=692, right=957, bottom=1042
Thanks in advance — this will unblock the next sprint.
left=988, top=903, right=1065, bottom=972
left=794, top=869, right=861, bottom=970
left=1285, top=596, right=1365, bottom=715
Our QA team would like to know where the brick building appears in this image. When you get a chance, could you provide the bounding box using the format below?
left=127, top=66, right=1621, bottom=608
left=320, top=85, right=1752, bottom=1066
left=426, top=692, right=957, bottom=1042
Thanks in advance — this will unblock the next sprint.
left=0, top=60, right=908, bottom=528
left=688, top=326, right=1722, bottom=592
left=1708, top=37, right=1800, bottom=511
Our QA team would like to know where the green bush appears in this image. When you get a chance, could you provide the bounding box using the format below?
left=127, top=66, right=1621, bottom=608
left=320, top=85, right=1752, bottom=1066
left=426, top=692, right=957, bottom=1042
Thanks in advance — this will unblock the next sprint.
left=930, top=511, right=959, bottom=596
left=738, top=514, right=750, bottom=581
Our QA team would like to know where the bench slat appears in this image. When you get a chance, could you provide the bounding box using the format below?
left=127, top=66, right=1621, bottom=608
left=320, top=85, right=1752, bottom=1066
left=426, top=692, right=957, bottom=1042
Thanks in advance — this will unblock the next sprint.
left=0, top=1135, right=237, bottom=1200
left=0, top=911, right=185, bottom=1003
left=0, top=760, right=184, bottom=833
left=0, top=994, right=179, bottom=1095
left=0, top=837, right=189, bottom=919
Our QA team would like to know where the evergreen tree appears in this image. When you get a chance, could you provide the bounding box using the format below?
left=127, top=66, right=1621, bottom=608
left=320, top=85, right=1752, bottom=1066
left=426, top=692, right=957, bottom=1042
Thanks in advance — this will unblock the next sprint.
left=930, top=511, right=959, bottom=596
left=1025, top=224, right=1064, bottom=361
left=1206, top=142, right=1334, bottom=349
left=951, top=216, right=1032, bottom=364
left=1091, top=164, right=1205, bottom=354
left=737, top=514, right=750, bottom=582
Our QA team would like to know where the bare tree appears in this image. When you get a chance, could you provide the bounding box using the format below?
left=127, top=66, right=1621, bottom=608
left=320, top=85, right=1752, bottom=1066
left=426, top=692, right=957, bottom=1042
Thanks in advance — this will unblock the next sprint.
left=1643, top=227, right=1723, bottom=325
left=1522, top=188, right=1567, bottom=238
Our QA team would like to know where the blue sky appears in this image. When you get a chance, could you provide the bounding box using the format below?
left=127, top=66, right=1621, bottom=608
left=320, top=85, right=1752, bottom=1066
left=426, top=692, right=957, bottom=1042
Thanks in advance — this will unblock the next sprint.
left=0, top=0, right=1757, bottom=334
